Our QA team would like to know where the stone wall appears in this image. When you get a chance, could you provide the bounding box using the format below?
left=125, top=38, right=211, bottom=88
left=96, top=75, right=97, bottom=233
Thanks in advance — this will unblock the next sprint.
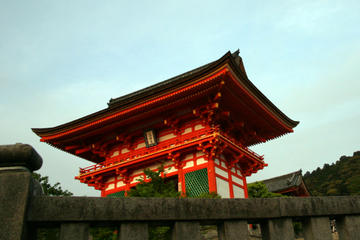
left=1, top=143, right=360, bottom=240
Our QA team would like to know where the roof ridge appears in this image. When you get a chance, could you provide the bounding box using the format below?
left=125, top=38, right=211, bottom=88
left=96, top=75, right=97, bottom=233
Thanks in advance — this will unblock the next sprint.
left=261, top=170, right=302, bottom=183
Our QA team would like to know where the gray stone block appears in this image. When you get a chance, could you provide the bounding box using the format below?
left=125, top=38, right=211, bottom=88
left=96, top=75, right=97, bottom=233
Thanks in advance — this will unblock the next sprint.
left=60, top=223, right=89, bottom=240
left=261, top=218, right=295, bottom=240
left=0, top=169, right=33, bottom=240
left=303, top=216, right=332, bottom=240
left=173, top=221, right=201, bottom=240
left=0, top=143, right=42, bottom=171
left=337, top=215, right=360, bottom=240
left=218, top=220, right=249, bottom=240
left=120, top=222, right=148, bottom=240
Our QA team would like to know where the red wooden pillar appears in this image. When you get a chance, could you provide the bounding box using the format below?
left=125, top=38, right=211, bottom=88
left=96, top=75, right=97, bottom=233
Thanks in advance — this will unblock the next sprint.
left=178, top=168, right=186, bottom=196
left=123, top=175, right=130, bottom=197
left=228, top=168, right=234, bottom=198
left=243, top=175, right=248, bottom=198
left=207, top=158, right=217, bottom=193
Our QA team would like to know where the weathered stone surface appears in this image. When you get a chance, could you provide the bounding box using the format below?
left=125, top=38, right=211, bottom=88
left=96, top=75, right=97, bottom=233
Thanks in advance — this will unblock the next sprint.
left=60, top=223, right=89, bottom=240
left=218, top=220, right=249, bottom=240
left=120, top=222, right=148, bottom=240
left=303, top=217, right=332, bottom=240
left=173, top=221, right=201, bottom=240
left=27, top=196, right=360, bottom=222
left=261, top=218, right=295, bottom=240
left=336, top=215, right=360, bottom=240
left=0, top=143, right=42, bottom=171
left=0, top=169, right=32, bottom=240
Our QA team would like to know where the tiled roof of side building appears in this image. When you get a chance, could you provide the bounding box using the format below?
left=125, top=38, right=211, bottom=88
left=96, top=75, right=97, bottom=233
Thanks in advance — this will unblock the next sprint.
left=261, top=170, right=304, bottom=193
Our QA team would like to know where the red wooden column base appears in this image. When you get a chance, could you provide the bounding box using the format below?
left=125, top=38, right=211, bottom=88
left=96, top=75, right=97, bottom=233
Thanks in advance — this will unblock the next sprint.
left=207, top=159, right=217, bottom=193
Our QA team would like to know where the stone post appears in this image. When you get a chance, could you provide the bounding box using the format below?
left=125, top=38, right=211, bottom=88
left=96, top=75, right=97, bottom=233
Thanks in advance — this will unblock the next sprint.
left=261, top=218, right=295, bottom=240
left=303, top=217, right=332, bottom=240
left=0, top=143, right=43, bottom=240
left=336, top=215, right=360, bottom=240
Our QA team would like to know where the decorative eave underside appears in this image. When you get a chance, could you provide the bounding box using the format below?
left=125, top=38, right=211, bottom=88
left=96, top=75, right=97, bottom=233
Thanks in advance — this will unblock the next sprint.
left=32, top=51, right=299, bottom=158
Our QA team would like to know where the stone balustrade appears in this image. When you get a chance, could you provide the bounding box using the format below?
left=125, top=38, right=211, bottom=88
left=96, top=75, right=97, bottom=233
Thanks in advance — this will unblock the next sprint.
left=1, top=144, right=359, bottom=240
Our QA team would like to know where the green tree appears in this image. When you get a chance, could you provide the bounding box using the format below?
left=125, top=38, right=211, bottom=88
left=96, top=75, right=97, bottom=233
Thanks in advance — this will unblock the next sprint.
left=32, top=172, right=73, bottom=240
left=304, top=151, right=360, bottom=196
left=127, top=166, right=220, bottom=240
left=247, top=182, right=304, bottom=237
left=127, top=166, right=180, bottom=198
left=126, top=166, right=179, bottom=240
left=32, top=172, right=73, bottom=196
left=247, top=182, right=283, bottom=198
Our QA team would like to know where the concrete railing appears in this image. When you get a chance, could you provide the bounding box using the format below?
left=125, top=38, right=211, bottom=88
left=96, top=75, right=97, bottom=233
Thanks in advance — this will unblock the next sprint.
left=1, top=144, right=360, bottom=240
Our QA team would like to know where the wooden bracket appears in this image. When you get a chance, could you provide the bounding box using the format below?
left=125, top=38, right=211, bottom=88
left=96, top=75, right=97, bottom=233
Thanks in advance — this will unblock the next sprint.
left=164, top=118, right=184, bottom=136
left=167, top=152, right=184, bottom=169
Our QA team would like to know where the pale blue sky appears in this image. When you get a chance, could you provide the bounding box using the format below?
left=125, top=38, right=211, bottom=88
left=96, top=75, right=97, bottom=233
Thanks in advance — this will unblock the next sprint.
left=1, top=1, right=359, bottom=196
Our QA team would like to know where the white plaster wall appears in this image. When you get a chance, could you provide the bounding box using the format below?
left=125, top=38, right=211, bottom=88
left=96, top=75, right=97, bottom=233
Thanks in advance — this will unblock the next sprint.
left=111, top=151, right=119, bottom=157
left=106, top=183, right=115, bottom=190
left=233, top=185, right=245, bottom=198
left=196, top=157, right=207, bottom=165
left=159, top=133, right=176, bottom=142
left=220, top=161, right=226, bottom=168
left=196, top=151, right=204, bottom=157
left=216, top=177, right=230, bottom=198
left=117, top=181, right=125, bottom=188
left=164, top=166, right=177, bottom=174
left=131, top=175, right=143, bottom=184
left=182, top=127, right=192, bottom=134
left=135, top=142, right=146, bottom=150
left=232, top=175, right=243, bottom=185
left=194, top=124, right=204, bottom=130
left=215, top=166, right=228, bottom=179
left=121, top=148, right=129, bottom=154
left=183, top=161, right=194, bottom=169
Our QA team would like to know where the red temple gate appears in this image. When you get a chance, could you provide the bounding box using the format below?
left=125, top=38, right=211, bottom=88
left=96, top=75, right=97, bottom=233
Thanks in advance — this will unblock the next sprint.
left=33, top=50, right=298, bottom=197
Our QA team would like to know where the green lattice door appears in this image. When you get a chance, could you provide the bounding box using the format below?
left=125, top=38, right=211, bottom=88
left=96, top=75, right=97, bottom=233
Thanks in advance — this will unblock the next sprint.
left=185, top=168, right=209, bottom=197
left=107, top=190, right=125, bottom=198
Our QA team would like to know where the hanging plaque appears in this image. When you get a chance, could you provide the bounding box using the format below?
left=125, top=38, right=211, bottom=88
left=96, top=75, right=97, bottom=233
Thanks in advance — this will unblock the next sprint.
left=144, top=129, right=157, bottom=148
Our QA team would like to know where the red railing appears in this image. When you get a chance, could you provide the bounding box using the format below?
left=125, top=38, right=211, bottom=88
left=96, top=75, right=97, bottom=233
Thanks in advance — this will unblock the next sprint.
left=79, top=127, right=214, bottom=175
left=79, top=127, right=264, bottom=176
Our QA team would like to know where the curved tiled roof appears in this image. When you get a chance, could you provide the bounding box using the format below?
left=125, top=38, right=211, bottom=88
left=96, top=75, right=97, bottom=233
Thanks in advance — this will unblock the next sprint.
left=32, top=50, right=299, bottom=139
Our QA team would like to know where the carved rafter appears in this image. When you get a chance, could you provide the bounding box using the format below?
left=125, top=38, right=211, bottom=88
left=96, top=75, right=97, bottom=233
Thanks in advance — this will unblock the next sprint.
left=167, top=151, right=184, bottom=169
left=241, top=129, right=267, bottom=144
left=164, top=117, right=184, bottom=136
left=114, top=133, right=137, bottom=151
left=116, top=168, right=131, bottom=184
left=192, top=91, right=224, bottom=125
left=197, top=139, right=226, bottom=161
left=225, top=152, right=244, bottom=169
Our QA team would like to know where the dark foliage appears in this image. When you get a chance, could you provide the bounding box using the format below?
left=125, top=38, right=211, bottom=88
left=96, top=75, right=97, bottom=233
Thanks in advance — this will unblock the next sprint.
left=32, top=172, right=73, bottom=240
left=247, top=181, right=284, bottom=198
left=32, top=172, right=73, bottom=196
left=127, top=166, right=180, bottom=198
left=303, top=151, right=360, bottom=196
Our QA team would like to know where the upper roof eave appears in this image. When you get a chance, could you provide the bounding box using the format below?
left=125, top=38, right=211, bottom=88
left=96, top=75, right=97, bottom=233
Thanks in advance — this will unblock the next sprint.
left=32, top=50, right=299, bottom=139
left=32, top=51, right=232, bottom=137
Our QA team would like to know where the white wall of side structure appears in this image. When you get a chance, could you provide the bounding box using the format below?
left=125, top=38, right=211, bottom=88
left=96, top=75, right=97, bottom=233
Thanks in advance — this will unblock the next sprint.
left=214, top=158, right=246, bottom=198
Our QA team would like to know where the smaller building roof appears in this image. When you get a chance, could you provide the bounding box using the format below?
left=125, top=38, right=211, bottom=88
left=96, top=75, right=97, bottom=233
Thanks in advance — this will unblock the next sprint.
left=262, top=170, right=310, bottom=196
